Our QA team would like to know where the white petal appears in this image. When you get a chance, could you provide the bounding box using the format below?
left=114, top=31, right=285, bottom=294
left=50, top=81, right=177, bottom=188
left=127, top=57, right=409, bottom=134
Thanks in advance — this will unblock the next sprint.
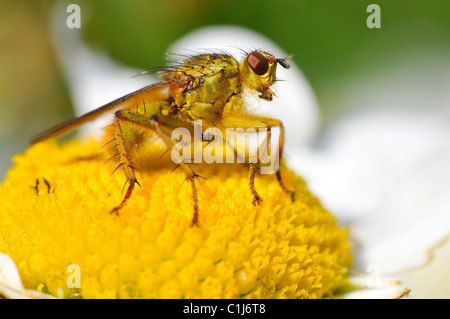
left=0, top=253, right=56, bottom=299
left=288, top=55, right=450, bottom=275
left=0, top=253, right=25, bottom=298
left=341, top=276, right=410, bottom=299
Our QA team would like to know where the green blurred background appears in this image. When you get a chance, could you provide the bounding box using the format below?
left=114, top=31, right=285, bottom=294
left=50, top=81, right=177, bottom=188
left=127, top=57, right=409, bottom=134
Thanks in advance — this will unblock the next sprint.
left=0, top=0, right=449, bottom=298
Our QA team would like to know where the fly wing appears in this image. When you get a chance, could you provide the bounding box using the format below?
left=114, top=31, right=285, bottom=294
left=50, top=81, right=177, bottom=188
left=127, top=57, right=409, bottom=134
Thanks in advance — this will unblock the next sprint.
left=31, top=80, right=178, bottom=144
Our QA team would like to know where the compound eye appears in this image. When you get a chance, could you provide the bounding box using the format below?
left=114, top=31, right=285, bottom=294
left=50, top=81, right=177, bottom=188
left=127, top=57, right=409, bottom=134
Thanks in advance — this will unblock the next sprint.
left=247, top=51, right=269, bottom=75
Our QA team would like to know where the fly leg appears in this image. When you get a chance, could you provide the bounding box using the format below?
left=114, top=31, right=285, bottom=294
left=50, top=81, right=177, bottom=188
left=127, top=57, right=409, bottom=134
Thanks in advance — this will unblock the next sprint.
left=221, top=115, right=295, bottom=204
left=247, top=125, right=273, bottom=207
left=276, top=170, right=295, bottom=202
left=114, top=110, right=201, bottom=226
left=256, top=118, right=295, bottom=202
left=273, top=120, right=295, bottom=201
left=249, top=163, right=263, bottom=206
left=110, top=115, right=140, bottom=215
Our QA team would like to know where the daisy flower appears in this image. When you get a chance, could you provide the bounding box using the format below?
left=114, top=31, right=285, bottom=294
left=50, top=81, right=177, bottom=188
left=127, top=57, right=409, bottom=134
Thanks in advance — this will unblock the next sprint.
left=3, top=23, right=441, bottom=299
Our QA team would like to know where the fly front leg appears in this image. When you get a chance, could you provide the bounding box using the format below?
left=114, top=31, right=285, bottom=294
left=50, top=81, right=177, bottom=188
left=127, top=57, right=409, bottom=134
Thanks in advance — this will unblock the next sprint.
left=115, top=110, right=201, bottom=226
left=254, top=118, right=295, bottom=202
left=221, top=115, right=295, bottom=204
left=249, top=163, right=263, bottom=206
left=247, top=124, right=272, bottom=207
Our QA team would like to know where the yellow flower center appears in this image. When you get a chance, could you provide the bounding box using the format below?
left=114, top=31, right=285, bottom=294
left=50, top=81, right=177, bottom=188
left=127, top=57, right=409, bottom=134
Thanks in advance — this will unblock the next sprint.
left=0, top=139, right=351, bottom=298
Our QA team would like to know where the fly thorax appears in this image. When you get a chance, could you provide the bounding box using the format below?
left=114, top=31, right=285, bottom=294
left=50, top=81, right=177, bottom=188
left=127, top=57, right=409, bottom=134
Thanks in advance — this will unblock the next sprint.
left=241, top=86, right=261, bottom=114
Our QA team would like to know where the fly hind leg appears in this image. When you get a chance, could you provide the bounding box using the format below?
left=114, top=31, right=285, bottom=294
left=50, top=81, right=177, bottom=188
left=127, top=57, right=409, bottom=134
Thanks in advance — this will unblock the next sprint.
left=115, top=111, right=201, bottom=226
left=109, top=115, right=140, bottom=215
